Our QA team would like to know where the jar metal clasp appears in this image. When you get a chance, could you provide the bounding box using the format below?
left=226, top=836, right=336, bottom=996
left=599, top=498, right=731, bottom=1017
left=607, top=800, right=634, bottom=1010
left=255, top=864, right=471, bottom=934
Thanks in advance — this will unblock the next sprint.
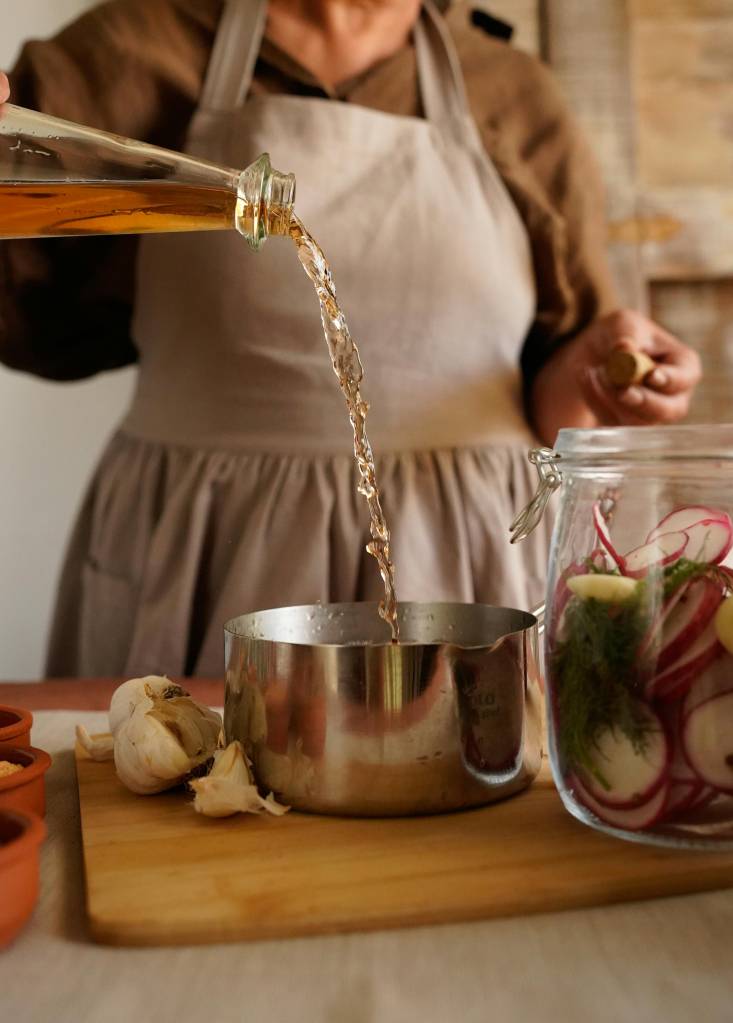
left=509, top=447, right=563, bottom=543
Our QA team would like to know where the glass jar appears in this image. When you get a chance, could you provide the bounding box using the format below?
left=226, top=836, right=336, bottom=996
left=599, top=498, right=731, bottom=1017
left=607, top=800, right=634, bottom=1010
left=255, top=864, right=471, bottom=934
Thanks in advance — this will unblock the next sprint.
left=0, top=103, right=295, bottom=249
left=513, top=424, right=733, bottom=848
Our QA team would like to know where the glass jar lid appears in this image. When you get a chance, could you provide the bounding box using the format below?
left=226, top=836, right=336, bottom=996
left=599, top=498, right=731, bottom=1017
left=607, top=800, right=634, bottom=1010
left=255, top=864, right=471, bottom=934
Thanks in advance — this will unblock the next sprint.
left=556, top=424, right=733, bottom=463
left=510, top=424, right=733, bottom=544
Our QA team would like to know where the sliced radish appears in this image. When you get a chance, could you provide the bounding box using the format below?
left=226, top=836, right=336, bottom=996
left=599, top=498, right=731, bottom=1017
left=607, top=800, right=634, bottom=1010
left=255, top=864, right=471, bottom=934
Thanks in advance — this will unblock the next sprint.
left=682, top=654, right=733, bottom=721
left=639, top=585, right=686, bottom=662
left=566, top=573, right=638, bottom=603
left=570, top=774, right=669, bottom=831
left=647, top=505, right=729, bottom=543
left=589, top=548, right=609, bottom=571
left=647, top=507, right=733, bottom=565
left=681, top=690, right=733, bottom=793
left=593, top=502, right=626, bottom=572
left=656, top=576, right=724, bottom=672
left=579, top=710, right=668, bottom=809
left=665, top=780, right=706, bottom=818
left=685, top=519, right=733, bottom=565
left=687, top=785, right=717, bottom=812
left=646, top=616, right=724, bottom=702
left=658, top=703, right=699, bottom=784
left=624, top=530, right=688, bottom=578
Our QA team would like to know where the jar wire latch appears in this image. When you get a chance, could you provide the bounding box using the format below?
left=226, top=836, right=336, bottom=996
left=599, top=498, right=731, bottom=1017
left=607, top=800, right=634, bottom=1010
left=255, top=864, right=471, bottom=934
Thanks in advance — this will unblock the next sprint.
left=509, top=447, right=563, bottom=544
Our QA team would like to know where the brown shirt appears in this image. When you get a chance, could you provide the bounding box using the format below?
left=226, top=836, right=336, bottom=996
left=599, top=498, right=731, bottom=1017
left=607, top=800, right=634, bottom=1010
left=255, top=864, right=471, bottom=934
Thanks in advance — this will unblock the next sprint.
left=0, top=0, right=617, bottom=388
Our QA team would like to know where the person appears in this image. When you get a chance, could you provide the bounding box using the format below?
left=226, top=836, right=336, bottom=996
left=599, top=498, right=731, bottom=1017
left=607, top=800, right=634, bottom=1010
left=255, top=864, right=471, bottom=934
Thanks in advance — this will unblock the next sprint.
left=0, top=0, right=701, bottom=678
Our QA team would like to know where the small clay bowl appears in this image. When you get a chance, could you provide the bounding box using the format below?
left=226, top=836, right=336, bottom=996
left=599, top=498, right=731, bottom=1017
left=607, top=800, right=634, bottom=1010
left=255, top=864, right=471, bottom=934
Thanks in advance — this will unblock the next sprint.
left=0, top=809, right=46, bottom=947
left=0, top=744, right=52, bottom=817
left=0, top=706, right=33, bottom=748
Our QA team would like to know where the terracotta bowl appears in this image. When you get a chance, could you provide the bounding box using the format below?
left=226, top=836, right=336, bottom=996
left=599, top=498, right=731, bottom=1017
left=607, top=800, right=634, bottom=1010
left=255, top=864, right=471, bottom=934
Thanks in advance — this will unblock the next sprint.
left=0, top=809, right=46, bottom=947
left=0, top=706, right=32, bottom=748
left=0, top=745, right=52, bottom=817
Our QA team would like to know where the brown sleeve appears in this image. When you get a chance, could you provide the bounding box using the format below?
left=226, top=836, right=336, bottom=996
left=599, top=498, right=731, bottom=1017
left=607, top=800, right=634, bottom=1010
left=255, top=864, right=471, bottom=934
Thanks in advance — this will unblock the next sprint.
left=498, top=61, right=619, bottom=392
left=0, top=0, right=219, bottom=380
left=457, top=24, right=619, bottom=390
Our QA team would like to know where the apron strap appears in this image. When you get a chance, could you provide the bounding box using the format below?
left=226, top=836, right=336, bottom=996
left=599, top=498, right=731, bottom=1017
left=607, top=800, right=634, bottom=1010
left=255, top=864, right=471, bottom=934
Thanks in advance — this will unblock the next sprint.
left=415, top=0, right=475, bottom=134
left=200, top=0, right=473, bottom=133
left=199, top=0, right=267, bottom=112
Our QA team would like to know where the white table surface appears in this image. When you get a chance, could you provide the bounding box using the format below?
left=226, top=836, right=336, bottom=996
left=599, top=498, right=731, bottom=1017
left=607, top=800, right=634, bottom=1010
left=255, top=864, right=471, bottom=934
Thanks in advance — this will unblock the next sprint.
left=2, top=710, right=733, bottom=1023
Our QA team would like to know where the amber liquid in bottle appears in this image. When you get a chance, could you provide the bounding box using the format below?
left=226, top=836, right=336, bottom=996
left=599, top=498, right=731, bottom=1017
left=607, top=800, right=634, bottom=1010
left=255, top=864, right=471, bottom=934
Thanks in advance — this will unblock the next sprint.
left=0, top=181, right=291, bottom=238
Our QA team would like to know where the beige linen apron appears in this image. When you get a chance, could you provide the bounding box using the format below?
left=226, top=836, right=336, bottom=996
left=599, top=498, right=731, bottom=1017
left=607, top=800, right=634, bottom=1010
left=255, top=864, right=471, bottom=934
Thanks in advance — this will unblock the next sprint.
left=46, top=0, right=552, bottom=678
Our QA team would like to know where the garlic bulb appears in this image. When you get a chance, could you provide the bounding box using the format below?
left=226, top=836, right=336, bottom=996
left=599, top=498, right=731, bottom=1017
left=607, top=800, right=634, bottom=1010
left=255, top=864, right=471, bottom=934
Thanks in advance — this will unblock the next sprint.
left=76, top=675, right=221, bottom=795
left=190, top=740, right=289, bottom=818
left=108, top=675, right=179, bottom=735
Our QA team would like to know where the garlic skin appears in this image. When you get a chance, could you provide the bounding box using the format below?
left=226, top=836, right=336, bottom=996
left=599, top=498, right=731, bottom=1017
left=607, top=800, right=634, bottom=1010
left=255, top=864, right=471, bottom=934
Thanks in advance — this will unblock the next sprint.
left=108, top=675, right=183, bottom=735
left=76, top=725, right=115, bottom=762
left=190, top=740, right=289, bottom=818
left=114, top=686, right=221, bottom=795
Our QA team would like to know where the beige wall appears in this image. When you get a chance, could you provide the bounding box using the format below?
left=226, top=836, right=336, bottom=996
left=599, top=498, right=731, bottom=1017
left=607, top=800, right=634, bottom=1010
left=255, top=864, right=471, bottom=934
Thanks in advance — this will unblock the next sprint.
left=0, top=2, right=135, bottom=679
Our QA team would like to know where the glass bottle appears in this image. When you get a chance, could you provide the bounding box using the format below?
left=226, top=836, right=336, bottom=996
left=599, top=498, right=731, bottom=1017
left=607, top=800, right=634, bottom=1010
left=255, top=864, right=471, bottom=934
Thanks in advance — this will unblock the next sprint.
left=512, top=424, right=733, bottom=849
left=0, top=104, right=295, bottom=250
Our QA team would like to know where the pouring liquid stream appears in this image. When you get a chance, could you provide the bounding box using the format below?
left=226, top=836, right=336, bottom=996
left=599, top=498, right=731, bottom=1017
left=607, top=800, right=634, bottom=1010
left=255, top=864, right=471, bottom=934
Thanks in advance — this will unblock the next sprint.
left=289, top=214, right=399, bottom=642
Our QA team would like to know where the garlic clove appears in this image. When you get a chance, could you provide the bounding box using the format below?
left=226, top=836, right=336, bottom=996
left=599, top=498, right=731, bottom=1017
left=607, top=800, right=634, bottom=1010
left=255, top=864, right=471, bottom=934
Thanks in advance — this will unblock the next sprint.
left=261, top=792, right=290, bottom=816
left=75, top=724, right=114, bottom=762
left=147, top=691, right=221, bottom=760
left=210, top=739, right=255, bottom=784
left=190, top=740, right=289, bottom=818
left=113, top=707, right=193, bottom=794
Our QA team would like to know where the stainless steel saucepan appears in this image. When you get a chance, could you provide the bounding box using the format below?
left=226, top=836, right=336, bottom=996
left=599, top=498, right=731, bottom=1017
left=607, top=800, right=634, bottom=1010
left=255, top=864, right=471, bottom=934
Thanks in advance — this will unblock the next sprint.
left=224, top=601, right=543, bottom=816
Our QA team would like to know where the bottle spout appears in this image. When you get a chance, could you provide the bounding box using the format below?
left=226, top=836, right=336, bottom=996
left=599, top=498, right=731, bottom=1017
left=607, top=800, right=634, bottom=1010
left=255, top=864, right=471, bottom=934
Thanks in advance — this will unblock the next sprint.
left=236, top=153, right=296, bottom=250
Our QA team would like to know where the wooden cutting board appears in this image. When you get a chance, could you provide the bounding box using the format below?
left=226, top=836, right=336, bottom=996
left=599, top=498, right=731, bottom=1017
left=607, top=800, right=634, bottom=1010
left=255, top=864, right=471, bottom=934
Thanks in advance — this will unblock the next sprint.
left=75, top=745, right=733, bottom=947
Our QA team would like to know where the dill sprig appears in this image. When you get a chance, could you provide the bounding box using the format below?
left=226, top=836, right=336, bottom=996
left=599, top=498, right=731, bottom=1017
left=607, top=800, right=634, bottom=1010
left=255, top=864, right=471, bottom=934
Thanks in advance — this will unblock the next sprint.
left=662, top=557, right=732, bottom=600
left=551, top=586, right=650, bottom=788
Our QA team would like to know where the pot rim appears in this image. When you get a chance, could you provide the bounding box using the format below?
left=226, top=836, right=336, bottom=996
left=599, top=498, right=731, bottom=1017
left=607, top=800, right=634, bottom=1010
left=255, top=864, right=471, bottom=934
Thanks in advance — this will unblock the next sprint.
left=224, top=600, right=539, bottom=650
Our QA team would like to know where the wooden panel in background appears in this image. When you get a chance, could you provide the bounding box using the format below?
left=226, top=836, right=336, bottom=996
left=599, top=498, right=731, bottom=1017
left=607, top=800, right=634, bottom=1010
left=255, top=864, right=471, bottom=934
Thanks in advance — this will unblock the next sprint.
left=651, top=279, right=733, bottom=423
left=631, top=0, right=733, bottom=20
left=543, top=0, right=646, bottom=309
left=614, top=189, right=733, bottom=282
left=630, top=0, right=733, bottom=283
left=632, top=17, right=733, bottom=189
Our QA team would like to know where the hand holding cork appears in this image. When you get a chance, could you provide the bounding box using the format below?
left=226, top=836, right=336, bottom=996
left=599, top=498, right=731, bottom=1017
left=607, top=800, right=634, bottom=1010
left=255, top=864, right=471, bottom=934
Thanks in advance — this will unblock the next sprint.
left=574, top=310, right=702, bottom=427
left=531, top=310, right=702, bottom=442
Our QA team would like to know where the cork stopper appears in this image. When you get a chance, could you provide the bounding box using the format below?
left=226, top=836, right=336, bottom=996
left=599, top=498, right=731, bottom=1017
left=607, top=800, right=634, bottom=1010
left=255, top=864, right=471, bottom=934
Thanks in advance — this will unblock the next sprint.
left=605, top=347, right=657, bottom=388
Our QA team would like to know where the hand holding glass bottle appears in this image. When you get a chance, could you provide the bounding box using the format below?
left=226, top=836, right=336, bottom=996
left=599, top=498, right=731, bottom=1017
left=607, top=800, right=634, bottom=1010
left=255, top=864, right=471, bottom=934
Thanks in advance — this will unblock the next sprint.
left=0, top=91, right=295, bottom=249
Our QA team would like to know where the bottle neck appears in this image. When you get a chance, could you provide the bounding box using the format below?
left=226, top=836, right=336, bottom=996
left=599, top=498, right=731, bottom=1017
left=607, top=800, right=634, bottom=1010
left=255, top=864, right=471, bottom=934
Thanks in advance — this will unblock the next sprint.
left=236, top=153, right=296, bottom=249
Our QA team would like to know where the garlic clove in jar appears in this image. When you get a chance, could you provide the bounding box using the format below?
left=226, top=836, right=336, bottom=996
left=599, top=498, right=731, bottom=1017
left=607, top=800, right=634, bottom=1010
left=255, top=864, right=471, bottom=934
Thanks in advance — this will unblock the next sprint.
left=190, top=740, right=289, bottom=818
